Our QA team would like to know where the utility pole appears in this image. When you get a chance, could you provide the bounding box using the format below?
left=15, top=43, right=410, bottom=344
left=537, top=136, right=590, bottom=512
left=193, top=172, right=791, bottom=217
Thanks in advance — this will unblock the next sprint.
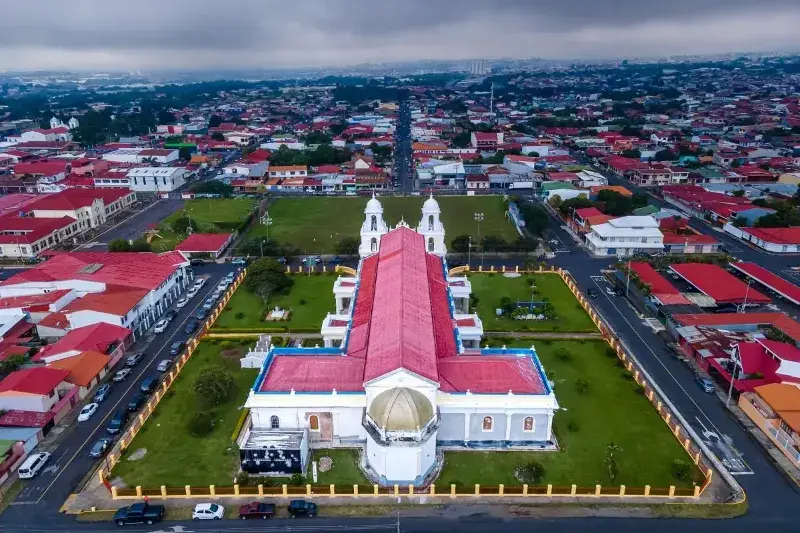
left=467, top=236, right=472, bottom=268
left=740, top=279, right=752, bottom=313
left=626, top=259, right=632, bottom=297
left=727, top=361, right=738, bottom=407
left=474, top=212, right=484, bottom=267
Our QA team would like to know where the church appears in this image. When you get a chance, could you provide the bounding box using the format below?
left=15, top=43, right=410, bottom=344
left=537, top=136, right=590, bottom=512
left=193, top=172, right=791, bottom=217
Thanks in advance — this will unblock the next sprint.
left=238, top=196, right=558, bottom=486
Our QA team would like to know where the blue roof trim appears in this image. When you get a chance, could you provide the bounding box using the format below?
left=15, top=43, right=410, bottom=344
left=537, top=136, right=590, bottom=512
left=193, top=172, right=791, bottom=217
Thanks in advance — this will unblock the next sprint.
left=439, top=256, right=463, bottom=352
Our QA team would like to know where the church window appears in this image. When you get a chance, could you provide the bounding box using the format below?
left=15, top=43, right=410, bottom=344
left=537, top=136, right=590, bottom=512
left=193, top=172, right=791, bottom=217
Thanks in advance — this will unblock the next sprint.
left=482, top=416, right=493, bottom=431
left=428, top=237, right=435, bottom=252
left=371, top=237, right=378, bottom=252
left=309, top=415, right=320, bottom=431
left=523, top=416, right=534, bottom=432
left=371, top=215, right=377, bottom=231
left=270, top=416, right=280, bottom=429
left=428, top=214, right=434, bottom=231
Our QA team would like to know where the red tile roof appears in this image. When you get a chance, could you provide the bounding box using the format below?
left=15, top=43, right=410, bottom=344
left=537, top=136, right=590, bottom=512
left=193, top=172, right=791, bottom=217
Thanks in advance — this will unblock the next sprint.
left=629, top=262, right=680, bottom=295
left=61, top=285, right=148, bottom=316
left=669, top=263, right=770, bottom=304
left=729, top=262, right=800, bottom=305
left=49, top=350, right=110, bottom=387
left=0, top=290, right=71, bottom=312
left=35, top=322, right=130, bottom=361
left=438, top=355, right=546, bottom=394
left=175, top=233, right=233, bottom=253
left=742, top=227, right=800, bottom=246
left=0, top=367, right=69, bottom=395
left=0, top=215, right=76, bottom=245
left=27, top=188, right=132, bottom=212
left=0, top=410, right=54, bottom=428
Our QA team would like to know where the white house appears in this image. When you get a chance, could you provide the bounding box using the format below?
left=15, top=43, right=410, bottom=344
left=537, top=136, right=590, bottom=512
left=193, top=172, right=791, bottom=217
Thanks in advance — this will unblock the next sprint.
left=241, top=198, right=557, bottom=486
left=585, top=215, right=664, bottom=257
left=103, top=148, right=179, bottom=165
left=125, top=167, right=187, bottom=192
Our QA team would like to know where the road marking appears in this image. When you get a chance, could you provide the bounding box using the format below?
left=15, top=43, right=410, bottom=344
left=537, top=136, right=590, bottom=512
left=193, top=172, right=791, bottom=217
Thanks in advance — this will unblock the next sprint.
left=588, top=276, right=753, bottom=474
left=694, top=417, right=752, bottom=475
left=34, top=271, right=226, bottom=503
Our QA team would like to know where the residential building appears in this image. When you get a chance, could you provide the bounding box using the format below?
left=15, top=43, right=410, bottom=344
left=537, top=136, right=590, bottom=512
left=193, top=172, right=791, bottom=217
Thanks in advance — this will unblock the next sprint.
left=585, top=216, right=664, bottom=257
left=175, top=233, right=234, bottom=259
left=268, top=166, right=308, bottom=179
left=125, top=167, right=187, bottom=192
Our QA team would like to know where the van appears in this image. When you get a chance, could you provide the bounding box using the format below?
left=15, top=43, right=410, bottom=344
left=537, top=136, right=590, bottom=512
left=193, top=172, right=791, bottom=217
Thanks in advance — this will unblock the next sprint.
left=18, top=452, right=51, bottom=479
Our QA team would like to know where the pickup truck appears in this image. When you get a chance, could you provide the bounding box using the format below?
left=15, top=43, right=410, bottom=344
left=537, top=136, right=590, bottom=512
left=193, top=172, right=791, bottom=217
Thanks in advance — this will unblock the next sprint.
left=238, top=502, right=276, bottom=520
left=113, top=502, right=165, bottom=526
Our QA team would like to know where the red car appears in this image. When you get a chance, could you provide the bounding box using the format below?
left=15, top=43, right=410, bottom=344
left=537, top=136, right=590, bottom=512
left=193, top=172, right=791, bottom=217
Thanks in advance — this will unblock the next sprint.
left=238, top=502, right=275, bottom=520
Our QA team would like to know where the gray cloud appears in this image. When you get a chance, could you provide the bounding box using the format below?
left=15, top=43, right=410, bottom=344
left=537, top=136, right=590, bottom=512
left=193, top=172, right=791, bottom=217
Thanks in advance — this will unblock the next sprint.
left=0, top=0, right=799, bottom=71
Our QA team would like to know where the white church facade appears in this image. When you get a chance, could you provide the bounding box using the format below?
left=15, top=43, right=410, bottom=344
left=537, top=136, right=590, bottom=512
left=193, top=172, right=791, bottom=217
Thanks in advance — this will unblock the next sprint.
left=240, top=196, right=558, bottom=486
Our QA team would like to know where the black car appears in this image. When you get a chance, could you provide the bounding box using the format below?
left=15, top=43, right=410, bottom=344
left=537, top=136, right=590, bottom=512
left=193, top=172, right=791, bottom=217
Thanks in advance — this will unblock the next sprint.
left=127, top=393, right=146, bottom=412
left=184, top=320, right=199, bottom=334
left=114, top=503, right=165, bottom=526
left=139, top=375, right=159, bottom=395
left=124, top=352, right=143, bottom=367
left=287, top=500, right=317, bottom=518
left=195, top=309, right=207, bottom=320
left=587, top=288, right=599, bottom=299
left=189, top=258, right=205, bottom=267
left=89, top=437, right=114, bottom=458
left=107, top=410, right=129, bottom=434
left=164, top=309, right=178, bottom=322
left=169, top=340, right=185, bottom=356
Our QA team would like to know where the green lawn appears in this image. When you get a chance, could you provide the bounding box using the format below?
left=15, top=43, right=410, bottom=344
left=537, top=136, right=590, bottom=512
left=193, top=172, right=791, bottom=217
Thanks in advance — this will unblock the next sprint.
left=247, top=196, right=518, bottom=253
left=469, top=273, right=597, bottom=333
left=311, top=449, right=370, bottom=486
left=214, top=274, right=336, bottom=332
left=437, top=340, right=698, bottom=488
left=153, top=198, right=257, bottom=251
left=113, top=342, right=258, bottom=487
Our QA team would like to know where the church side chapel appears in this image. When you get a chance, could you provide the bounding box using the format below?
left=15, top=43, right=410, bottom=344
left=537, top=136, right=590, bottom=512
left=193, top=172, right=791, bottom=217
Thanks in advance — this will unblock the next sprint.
left=238, top=196, right=558, bottom=486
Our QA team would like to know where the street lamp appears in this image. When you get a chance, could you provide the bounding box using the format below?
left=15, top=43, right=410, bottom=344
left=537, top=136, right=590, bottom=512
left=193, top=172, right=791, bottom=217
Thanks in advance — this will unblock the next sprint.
left=474, top=212, right=484, bottom=267
left=739, top=279, right=752, bottom=314
left=262, top=214, right=273, bottom=242
left=467, top=236, right=472, bottom=268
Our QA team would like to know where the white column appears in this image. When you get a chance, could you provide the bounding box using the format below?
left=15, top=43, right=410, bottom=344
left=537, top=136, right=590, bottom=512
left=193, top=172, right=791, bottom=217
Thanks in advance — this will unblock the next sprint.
left=463, top=413, right=470, bottom=443
left=335, top=296, right=342, bottom=315
left=505, top=414, right=512, bottom=440
left=545, top=413, right=554, bottom=441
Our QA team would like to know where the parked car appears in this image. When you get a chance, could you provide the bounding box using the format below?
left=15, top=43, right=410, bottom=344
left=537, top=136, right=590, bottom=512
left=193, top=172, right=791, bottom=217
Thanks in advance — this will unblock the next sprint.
left=587, top=288, right=599, bottom=299
left=232, top=257, right=247, bottom=266
left=287, top=500, right=317, bottom=518
left=695, top=375, right=715, bottom=393
left=238, top=502, right=275, bottom=520
left=192, top=503, right=224, bottom=521
left=176, top=297, right=189, bottom=309
left=93, top=383, right=111, bottom=403
left=113, top=369, right=131, bottom=382
left=164, top=309, right=178, bottom=322
left=18, top=452, right=51, bottom=479
left=194, top=277, right=207, bottom=290
left=107, top=410, right=129, bottom=434
left=202, top=298, right=215, bottom=311
left=195, top=309, right=208, bottom=320
left=169, top=341, right=185, bottom=356
left=88, top=437, right=114, bottom=458
left=153, top=319, right=169, bottom=334
left=327, top=256, right=343, bottom=265
left=125, top=352, right=144, bottom=367
left=189, top=258, right=205, bottom=267
left=113, top=503, right=165, bottom=527
left=186, top=286, right=199, bottom=298
left=156, top=359, right=172, bottom=372
left=127, top=394, right=145, bottom=412
left=225, top=272, right=236, bottom=282
left=185, top=320, right=200, bottom=334
left=139, top=375, right=159, bottom=395
left=78, top=402, right=99, bottom=422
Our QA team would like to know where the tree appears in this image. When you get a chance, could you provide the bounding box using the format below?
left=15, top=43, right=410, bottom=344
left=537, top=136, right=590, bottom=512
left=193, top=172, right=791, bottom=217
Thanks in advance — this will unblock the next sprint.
left=548, top=196, right=563, bottom=210
left=575, top=377, right=590, bottom=396
left=733, top=216, right=748, bottom=228
left=518, top=204, right=549, bottom=236
left=597, top=190, right=634, bottom=216
left=334, top=237, right=360, bottom=256
left=187, top=412, right=215, bottom=437
left=451, top=130, right=472, bottom=148
left=605, top=442, right=622, bottom=482
left=451, top=234, right=472, bottom=254
left=516, top=461, right=545, bottom=484
left=732, top=189, right=746, bottom=197
left=157, top=109, right=176, bottom=125
left=193, top=365, right=235, bottom=407
left=171, top=215, right=193, bottom=234
left=211, top=132, right=225, bottom=141
left=130, top=240, right=152, bottom=252
left=305, top=131, right=332, bottom=145
left=654, top=149, right=676, bottom=162
left=480, top=235, right=507, bottom=253
left=558, top=196, right=594, bottom=217
left=245, top=258, right=294, bottom=303
left=181, top=113, right=191, bottom=122
left=208, top=114, right=223, bottom=128
left=108, top=239, right=132, bottom=252
left=191, top=180, right=233, bottom=196
left=238, top=238, right=286, bottom=258
left=620, top=149, right=641, bottom=159
left=178, top=146, right=192, bottom=161
left=0, top=354, right=27, bottom=374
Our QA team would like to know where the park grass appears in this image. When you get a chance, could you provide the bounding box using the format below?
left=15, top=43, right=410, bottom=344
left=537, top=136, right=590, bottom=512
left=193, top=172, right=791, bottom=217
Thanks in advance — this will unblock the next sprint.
left=213, top=274, right=336, bottom=332
left=112, top=342, right=258, bottom=488
left=469, top=273, right=597, bottom=333
left=248, top=196, right=518, bottom=253
left=311, top=449, right=370, bottom=486
left=154, top=198, right=256, bottom=251
left=436, top=340, right=698, bottom=488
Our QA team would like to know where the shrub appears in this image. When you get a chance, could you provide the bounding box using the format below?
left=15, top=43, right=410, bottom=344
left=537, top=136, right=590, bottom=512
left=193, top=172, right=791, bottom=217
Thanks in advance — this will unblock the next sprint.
left=289, top=473, right=305, bottom=486
left=575, top=377, right=590, bottom=395
left=299, top=299, right=307, bottom=305
left=187, top=412, right=215, bottom=437
left=672, top=459, right=691, bottom=481
left=605, top=346, right=618, bottom=358
left=567, top=420, right=580, bottom=432
left=237, top=471, right=251, bottom=486
left=235, top=312, right=245, bottom=320
left=220, top=340, right=232, bottom=349
left=555, top=348, right=573, bottom=362
left=620, top=370, right=634, bottom=381
left=515, top=461, right=546, bottom=484
left=193, top=366, right=236, bottom=407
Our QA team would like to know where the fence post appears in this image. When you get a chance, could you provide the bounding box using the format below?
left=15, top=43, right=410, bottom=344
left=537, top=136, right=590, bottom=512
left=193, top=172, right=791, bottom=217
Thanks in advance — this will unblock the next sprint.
left=694, top=486, right=701, bottom=498
left=374, top=484, right=379, bottom=497
left=185, top=485, right=191, bottom=497
left=430, top=484, right=435, bottom=496
left=644, top=485, right=650, bottom=496
left=329, top=484, right=335, bottom=496
left=474, top=484, right=480, bottom=496
left=694, top=452, right=701, bottom=465
left=234, top=484, right=240, bottom=496
left=668, top=486, right=676, bottom=498
left=522, top=484, right=528, bottom=496
left=98, top=470, right=105, bottom=483
left=161, top=485, right=167, bottom=498
left=619, top=485, right=626, bottom=497
left=570, top=484, right=577, bottom=496
left=408, top=484, right=414, bottom=496
left=258, top=484, right=264, bottom=497
left=665, top=413, right=671, bottom=425
left=394, top=484, right=399, bottom=496
left=498, top=484, right=504, bottom=496
left=135, top=486, right=143, bottom=498
left=547, top=484, right=552, bottom=496
left=306, top=484, right=312, bottom=497
left=282, top=484, right=288, bottom=497
left=111, top=486, right=118, bottom=499
left=209, top=485, right=215, bottom=496
left=450, top=484, right=456, bottom=497
left=353, top=484, right=358, bottom=496
left=594, top=485, right=601, bottom=497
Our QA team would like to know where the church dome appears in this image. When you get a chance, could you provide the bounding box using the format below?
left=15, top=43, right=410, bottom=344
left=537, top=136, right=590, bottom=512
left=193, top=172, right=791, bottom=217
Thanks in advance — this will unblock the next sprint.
left=368, top=388, right=433, bottom=431
left=365, top=196, right=383, bottom=214
left=422, top=195, right=440, bottom=213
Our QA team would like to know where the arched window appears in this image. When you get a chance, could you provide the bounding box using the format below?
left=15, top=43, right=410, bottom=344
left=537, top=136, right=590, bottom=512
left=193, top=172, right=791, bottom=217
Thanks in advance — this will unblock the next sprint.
left=371, top=215, right=377, bottom=231
left=270, top=416, right=280, bottom=429
left=482, top=416, right=493, bottom=431
left=370, top=237, right=378, bottom=252
left=523, top=416, right=534, bottom=432
left=428, top=214, right=434, bottom=231
left=428, top=237, right=435, bottom=252
left=309, top=415, right=320, bottom=431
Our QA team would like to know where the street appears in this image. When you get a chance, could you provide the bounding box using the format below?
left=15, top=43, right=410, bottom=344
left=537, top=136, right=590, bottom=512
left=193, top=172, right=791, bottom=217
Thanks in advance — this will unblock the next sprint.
left=394, top=99, right=413, bottom=193
left=78, top=199, right=185, bottom=251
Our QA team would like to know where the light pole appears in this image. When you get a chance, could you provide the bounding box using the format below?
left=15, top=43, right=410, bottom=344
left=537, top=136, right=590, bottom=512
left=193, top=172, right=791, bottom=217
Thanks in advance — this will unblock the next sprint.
left=626, top=259, right=632, bottom=297
left=727, top=358, right=739, bottom=407
left=467, top=236, right=472, bottom=268
left=740, top=279, right=752, bottom=313
left=474, top=212, right=484, bottom=267
left=263, top=214, right=273, bottom=242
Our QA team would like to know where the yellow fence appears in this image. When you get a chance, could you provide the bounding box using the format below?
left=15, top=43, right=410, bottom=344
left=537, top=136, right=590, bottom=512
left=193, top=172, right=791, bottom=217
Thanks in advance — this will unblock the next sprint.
left=111, top=482, right=701, bottom=500
left=97, top=270, right=248, bottom=484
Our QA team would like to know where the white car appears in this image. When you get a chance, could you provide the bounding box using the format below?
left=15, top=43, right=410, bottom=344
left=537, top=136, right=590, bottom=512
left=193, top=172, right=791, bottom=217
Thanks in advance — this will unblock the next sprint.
left=194, top=278, right=207, bottom=290
left=192, top=503, right=224, bottom=521
left=153, top=319, right=169, bottom=334
left=176, top=297, right=189, bottom=309
left=187, top=286, right=199, bottom=298
left=77, top=402, right=99, bottom=422
left=113, top=368, right=131, bottom=382
left=18, top=452, right=51, bottom=479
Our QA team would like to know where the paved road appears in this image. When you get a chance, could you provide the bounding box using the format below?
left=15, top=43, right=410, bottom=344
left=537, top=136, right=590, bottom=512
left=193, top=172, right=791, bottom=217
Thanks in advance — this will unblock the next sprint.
left=78, top=200, right=184, bottom=251
left=2, top=263, right=234, bottom=520
left=394, top=100, right=413, bottom=193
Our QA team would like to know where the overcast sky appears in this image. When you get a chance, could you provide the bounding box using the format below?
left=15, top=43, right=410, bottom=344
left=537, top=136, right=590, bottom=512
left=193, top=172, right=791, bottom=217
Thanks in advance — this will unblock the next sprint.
left=1, top=0, right=799, bottom=71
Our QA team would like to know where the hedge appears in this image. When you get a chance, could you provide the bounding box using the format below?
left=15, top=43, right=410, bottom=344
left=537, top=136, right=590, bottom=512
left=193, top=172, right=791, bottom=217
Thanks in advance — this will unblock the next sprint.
left=231, top=408, right=250, bottom=442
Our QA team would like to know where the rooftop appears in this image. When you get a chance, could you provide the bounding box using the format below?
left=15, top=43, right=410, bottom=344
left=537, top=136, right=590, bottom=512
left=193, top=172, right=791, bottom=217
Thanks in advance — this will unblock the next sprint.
left=669, top=263, right=771, bottom=304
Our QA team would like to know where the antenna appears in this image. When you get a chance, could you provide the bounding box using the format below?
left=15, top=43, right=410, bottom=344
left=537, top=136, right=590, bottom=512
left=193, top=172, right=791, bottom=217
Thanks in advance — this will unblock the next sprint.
left=490, top=82, right=494, bottom=117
